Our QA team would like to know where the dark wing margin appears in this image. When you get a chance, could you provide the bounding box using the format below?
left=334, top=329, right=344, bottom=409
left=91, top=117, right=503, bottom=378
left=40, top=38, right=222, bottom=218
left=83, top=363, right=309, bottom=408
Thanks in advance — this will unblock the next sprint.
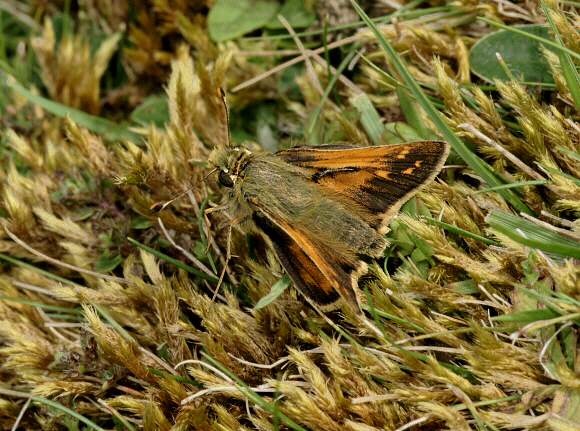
left=251, top=207, right=366, bottom=315
left=276, top=141, right=450, bottom=233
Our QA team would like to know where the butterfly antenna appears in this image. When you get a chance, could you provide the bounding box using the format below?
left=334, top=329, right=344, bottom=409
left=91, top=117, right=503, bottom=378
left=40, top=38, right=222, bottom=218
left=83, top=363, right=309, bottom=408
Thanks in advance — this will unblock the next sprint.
left=217, top=87, right=231, bottom=148
left=149, top=168, right=217, bottom=214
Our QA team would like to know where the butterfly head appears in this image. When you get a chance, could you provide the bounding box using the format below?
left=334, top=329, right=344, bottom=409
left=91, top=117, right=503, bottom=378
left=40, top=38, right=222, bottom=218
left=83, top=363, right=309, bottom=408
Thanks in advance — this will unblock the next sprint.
left=208, top=144, right=251, bottom=189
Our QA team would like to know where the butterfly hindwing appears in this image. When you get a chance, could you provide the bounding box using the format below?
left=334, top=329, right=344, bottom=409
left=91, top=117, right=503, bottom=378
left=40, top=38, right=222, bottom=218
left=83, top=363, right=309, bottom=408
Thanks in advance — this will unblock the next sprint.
left=276, top=141, right=449, bottom=233
left=251, top=203, right=366, bottom=315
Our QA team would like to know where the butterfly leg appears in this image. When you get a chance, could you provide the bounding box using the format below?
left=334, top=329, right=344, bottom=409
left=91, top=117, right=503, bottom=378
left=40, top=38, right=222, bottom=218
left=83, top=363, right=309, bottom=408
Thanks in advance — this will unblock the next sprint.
left=202, top=205, right=228, bottom=254
left=208, top=214, right=248, bottom=310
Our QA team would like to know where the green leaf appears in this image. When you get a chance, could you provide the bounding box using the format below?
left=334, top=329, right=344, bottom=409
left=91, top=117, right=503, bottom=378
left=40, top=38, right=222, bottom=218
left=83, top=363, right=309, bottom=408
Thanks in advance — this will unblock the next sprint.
left=382, top=125, right=406, bottom=145
left=129, top=216, right=154, bottom=229
left=130, top=94, right=170, bottom=128
left=265, top=0, right=315, bottom=29
left=351, top=92, right=384, bottom=145
left=71, top=207, right=96, bottom=221
left=410, top=247, right=427, bottom=263
left=95, top=253, right=122, bottom=273
left=396, top=86, right=429, bottom=139
left=550, top=388, right=580, bottom=427
left=450, top=280, right=478, bottom=295
left=395, top=122, right=426, bottom=143
left=389, top=220, right=415, bottom=255
left=157, top=343, right=171, bottom=361
left=255, top=104, right=278, bottom=152
left=254, top=274, right=292, bottom=310
left=382, top=122, right=437, bottom=145
left=279, top=64, right=304, bottom=100
left=208, top=0, right=280, bottom=42
left=478, top=17, right=580, bottom=63
left=470, top=25, right=556, bottom=84
left=494, top=308, right=561, bottom=323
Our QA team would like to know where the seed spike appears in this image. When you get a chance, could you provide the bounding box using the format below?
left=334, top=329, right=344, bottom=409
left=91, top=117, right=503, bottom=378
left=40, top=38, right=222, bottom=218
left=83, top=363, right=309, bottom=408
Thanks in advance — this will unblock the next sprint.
left=217, top=87, right=231, bottom=148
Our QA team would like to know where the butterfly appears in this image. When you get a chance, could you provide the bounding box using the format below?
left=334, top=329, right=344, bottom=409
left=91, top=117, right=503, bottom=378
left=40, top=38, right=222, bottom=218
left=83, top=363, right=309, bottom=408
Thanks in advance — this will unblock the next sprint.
left=151, top=89, right=449, bottom=316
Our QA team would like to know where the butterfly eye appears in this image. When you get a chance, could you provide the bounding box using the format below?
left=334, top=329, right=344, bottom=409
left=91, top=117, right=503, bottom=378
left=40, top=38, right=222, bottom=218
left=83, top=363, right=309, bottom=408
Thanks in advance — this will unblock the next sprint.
left=218, top=170, right=234, bottom=187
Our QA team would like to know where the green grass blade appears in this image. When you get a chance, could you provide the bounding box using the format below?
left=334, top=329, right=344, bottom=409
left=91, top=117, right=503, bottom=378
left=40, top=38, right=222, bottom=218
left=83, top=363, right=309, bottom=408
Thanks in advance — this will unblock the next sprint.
left=424, top=216, right=500, bottom=246
left=0, top=296, right=83, bottom=314
left=537, top=162, right=580, bottom=187
left=541, top=0, right=580, bottom=109
left=253, top=274, right=292, bottom=310
left=474, top=180, right=554, bottom=194
left=486, top=211, right=580, bottom=260
left=0, top=252, right=80, bottom=286
left=128, top=237, right=222, bottom=284
left=31, top=396, right=106, bottom=431
left=556, top=146, right=580, bottom=159
left=493, top=308, right=561, bottom=323
left=201, top=352, right=309, bottom=431
left=7, top=79, right=141, bottom=142
left=351, top=92, right=384, bottom=144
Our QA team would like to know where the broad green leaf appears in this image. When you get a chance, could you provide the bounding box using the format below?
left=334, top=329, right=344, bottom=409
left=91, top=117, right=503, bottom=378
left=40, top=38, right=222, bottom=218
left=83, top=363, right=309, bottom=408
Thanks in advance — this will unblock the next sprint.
left=254, top=274, right=292, bottom=310
left=130, top=94, right=170, bottom=128
left=72, top=207, right=96, bottom=221
left=208, top=0, right=280, bottom=42
left=95, top=253, right=122, bottom=273
left=255, top=104, right=278, bottom=152
left=395, top=122, right=424, bottom=142
left=550, top=388, right=580, bottom=427
left=470, top=25, right=556, bottom=84
left=265, top=0, right=315, bottom=29
left=157, top=343, right=170, bottom=361
left=396, top=86, right=430, bottom=139
left=129, top=216, right=154, bottom=229
left=382, top=123, right=406, bottom=145
left=450, top=280, right=478, bottom=295
left=279, top=64, right=304, bottom=100
left=351, top=92, right=383, bottom=145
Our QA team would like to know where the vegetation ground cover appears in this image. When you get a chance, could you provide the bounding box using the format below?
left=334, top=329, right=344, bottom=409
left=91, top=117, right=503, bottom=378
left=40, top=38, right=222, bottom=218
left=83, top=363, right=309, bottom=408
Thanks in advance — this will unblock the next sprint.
left=1, top=0, right=579, bottom=429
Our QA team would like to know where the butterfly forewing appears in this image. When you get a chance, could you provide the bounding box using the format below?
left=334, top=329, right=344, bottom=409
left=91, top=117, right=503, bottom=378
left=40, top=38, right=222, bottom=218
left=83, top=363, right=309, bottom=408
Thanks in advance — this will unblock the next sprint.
left=276, top=141, right=450, bottom=233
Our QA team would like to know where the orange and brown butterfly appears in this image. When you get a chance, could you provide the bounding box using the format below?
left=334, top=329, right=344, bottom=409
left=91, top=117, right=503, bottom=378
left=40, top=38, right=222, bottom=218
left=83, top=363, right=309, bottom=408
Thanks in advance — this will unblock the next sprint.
left=150, top=88, right=449, bottom=316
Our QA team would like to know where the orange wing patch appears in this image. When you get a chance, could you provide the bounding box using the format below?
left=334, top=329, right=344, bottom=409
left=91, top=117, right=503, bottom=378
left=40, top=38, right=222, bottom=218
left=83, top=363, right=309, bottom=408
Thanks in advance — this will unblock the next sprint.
left=277, top=141, right=449, bottom=233
left=251, top=204, right=366, bottom=315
